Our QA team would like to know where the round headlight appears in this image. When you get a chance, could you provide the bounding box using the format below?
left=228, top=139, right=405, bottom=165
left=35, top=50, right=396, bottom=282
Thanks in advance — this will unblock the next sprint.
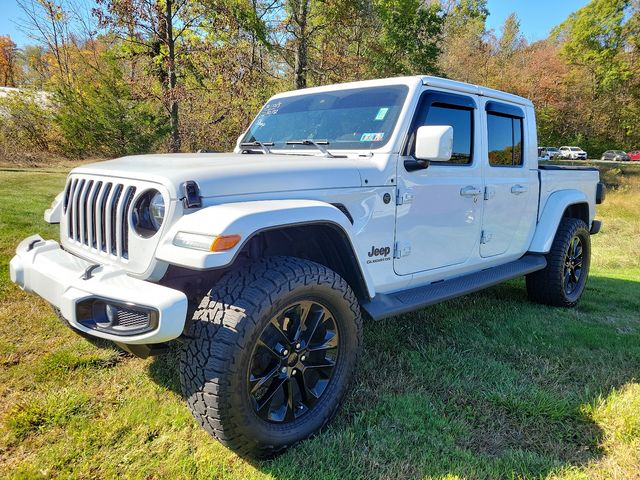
left=133, top=189, right=165, bottom=237
left=149, top=191, right=165, bottom=229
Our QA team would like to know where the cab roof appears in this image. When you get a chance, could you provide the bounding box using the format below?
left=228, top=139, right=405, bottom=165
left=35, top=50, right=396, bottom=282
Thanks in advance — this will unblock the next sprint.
left=270, top=75, right=533, bottom=108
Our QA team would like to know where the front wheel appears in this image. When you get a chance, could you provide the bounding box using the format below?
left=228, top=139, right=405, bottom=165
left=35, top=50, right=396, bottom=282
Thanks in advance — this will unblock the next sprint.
left=526, top=217, right=591, bottom=307
left=179, top=256, right=362, bottom=459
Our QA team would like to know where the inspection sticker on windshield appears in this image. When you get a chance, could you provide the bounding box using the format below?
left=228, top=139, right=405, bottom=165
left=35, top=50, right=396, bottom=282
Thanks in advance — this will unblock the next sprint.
left=360, top=132, right=384, bottom=142
left=375, top=107, right=389, bottom=120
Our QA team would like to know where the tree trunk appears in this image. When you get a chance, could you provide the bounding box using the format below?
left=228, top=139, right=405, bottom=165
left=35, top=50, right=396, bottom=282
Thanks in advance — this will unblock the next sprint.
left=292, top=0, right=309, bottom=89
left=165, top=0, right=181, bottom=152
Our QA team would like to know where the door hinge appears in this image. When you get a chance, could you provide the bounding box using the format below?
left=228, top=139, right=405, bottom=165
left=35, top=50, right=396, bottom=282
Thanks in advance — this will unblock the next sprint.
left=394, top=241, right=412, bottom=259
left=480, top=230, right=492, bottom=244
left=396, top=190, right=414, bottom=205
left=484, top=186, right=496, bottom=201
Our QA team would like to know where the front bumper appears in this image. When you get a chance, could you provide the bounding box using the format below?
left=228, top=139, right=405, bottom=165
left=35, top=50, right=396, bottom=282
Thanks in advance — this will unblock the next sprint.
left=9, top=235, right=188, bottom=345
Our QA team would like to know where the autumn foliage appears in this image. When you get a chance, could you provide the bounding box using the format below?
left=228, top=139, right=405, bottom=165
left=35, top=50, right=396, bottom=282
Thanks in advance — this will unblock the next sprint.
left=1, top=0, right=639, bottom=163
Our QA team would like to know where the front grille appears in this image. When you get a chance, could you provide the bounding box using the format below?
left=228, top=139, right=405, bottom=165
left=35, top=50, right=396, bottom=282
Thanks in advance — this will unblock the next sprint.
left=63, top=177, right=136, bottom=259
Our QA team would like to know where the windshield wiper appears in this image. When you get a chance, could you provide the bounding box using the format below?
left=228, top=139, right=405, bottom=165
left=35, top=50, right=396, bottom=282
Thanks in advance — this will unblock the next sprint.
left=285, top=139, right=335, bottom=158
left=240, top=141, right=274, bottom=154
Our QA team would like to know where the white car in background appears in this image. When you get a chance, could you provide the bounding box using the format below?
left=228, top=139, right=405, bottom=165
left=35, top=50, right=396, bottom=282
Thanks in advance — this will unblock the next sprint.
left=538, top=147, right=561, bottom=160
left=559, top=146, right=588, bottom=160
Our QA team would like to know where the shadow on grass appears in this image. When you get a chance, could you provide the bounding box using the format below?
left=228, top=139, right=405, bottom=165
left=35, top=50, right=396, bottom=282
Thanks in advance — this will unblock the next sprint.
left=147, top=274, right=640, bottom=479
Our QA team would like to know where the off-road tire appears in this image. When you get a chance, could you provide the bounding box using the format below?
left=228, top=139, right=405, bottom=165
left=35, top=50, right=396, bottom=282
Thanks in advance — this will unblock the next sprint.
left=179, top=256, right=362, bottom=459
left=526, top=217, right=591, bottom=307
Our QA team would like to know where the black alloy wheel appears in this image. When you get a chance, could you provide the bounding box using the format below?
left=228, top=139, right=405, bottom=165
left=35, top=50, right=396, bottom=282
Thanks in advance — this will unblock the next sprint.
left=249, top=301, right=339, bottom=423
left=563, top=235, right=584, bottom=295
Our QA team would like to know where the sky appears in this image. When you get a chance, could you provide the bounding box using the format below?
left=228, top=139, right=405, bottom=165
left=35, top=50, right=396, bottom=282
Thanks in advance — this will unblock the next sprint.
left=485, top=0, right=590, bottom=42
left=1, top=0, right=591, bottom=47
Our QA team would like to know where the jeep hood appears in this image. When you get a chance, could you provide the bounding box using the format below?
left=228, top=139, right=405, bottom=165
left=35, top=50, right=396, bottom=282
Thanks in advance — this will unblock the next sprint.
left=72, top=153, right=364, bottom=199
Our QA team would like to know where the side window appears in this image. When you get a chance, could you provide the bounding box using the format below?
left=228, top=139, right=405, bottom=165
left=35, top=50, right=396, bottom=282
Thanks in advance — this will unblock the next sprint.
left=487, top=113, right=523, bottom=167
left=422, top=103, right=473, bottom=165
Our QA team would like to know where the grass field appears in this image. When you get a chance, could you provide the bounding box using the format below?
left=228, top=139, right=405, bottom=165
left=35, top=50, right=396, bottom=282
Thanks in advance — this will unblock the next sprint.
left=0, top=164, right=639, bottom=479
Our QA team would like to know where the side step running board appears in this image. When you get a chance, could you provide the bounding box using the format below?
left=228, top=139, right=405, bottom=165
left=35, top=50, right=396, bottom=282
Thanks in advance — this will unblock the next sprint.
left=363, top=254, right=547, bottom=320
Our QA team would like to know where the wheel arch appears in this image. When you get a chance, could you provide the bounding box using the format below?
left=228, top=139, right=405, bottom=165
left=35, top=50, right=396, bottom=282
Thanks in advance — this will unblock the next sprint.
left=155, top=200, right=376, bottom=301
left=233, top=222, right=372, bottom=301
left=529, top=189, right=591, bottom=254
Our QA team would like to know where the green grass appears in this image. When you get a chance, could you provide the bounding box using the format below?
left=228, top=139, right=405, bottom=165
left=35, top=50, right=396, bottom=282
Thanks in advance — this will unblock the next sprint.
left=1, top=167, right=639, bottom=479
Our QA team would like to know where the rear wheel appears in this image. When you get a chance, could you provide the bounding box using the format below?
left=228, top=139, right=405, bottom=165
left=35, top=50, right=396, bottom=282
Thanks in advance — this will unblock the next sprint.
left=526, top=217, right=591, bottom=307
left=179, top=256, right=362, bottom=458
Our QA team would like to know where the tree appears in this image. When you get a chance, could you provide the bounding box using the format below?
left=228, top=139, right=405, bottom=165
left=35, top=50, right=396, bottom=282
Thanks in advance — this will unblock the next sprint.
left=16, top=0, right=76, bottom=87
left=439, top=0, right=491, bottom=83
left=55, top=53, right=168, bottom=157
left=0, top=36, right=20, bottom=87
left=369, top=0, right=443, bottom=76
left=554, top=0, right=631, bottom=90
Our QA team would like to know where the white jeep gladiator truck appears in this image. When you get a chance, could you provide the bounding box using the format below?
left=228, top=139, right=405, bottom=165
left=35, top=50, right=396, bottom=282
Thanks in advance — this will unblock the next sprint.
left=10, top=76, right=605, bottom=458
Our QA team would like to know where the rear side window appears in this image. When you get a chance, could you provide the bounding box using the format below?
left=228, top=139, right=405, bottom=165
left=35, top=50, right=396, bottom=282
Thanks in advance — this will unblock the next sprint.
left=422, top=104, right=473, bottom=165
left=487, top=113, right=523, bottom=167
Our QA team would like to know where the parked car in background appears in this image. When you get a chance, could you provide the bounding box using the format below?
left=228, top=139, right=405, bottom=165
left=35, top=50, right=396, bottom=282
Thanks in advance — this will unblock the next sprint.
left=538, top=147, right=561, bottom=160
left=559, top=146, right=588, bottom=160
left=627, top=150, right=640, bottom=161
left=601, top=150, right=631, bottom=161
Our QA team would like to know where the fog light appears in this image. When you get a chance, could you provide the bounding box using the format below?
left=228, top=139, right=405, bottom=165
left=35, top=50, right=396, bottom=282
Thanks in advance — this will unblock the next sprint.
left=77, top=299, right=159, bottom=336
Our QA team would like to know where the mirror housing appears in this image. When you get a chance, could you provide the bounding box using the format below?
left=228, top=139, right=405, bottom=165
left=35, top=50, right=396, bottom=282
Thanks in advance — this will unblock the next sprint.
left=415, top=125, right=453, bottom=162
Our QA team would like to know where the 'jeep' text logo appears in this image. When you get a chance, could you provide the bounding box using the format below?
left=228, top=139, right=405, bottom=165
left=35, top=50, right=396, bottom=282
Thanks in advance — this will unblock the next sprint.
left=367, top=246, right=392, bottom=264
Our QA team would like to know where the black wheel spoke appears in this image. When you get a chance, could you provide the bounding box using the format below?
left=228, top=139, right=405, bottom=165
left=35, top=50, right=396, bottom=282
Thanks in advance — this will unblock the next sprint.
left=299, top=307, right=325, bottom=345
left=257, top=338, right=281, bottom=360
left=249, top=364, right=280, bottom=394
left=268, top=317, right=291, bottom=346
left=304, top=357, right=336, bottom=370
left=256, top=375, right=286, bottom=414
left=564, top=269, right=572, bottom=292
left=307, top=330, right=338, bottom=352
left=284, top=378, right=296, bottom=422
left=568, top=239, right=575, bottom=259
left=295, top=371, right=319, bottom=403
left=292, top=301, right=313, bottom=343
left=573, top=244, right=583, bottom=260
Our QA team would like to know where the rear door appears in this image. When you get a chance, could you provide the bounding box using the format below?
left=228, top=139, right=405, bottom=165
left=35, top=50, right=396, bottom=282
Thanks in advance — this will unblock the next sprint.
left=479, top=101, right=538, bottom=258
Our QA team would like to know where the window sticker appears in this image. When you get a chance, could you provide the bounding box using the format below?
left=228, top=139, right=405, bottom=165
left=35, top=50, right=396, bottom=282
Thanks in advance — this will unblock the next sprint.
left=375, top=107, right=389, bottom=121
left=360, top=132, right=385, bottom=142
left=262, top=102, right=282, bottom=115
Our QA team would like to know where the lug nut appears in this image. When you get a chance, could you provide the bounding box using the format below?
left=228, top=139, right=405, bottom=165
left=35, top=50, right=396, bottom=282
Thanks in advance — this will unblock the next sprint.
left=281, top=367, right=287, bottom=374
left=292, top=369, right=297, bottom=375
left=281, top=349, right=289, bottom=356
left=301, top=355, right=306, bottom=361
left=295, top=343, right=301, bottom=349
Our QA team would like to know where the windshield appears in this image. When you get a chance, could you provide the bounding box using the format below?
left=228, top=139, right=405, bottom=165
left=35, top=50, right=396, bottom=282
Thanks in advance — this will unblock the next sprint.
left=570, top=147, right=582, bottom=151
left=548, top=148, right=559, bottom=152
left=242, top=85, right=409, bottom=151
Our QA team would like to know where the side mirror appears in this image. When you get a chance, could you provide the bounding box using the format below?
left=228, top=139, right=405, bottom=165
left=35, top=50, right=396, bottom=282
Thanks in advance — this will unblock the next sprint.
left=234, top=131, right=247, bottom=153
left=415, top=125, right=454, bottom=162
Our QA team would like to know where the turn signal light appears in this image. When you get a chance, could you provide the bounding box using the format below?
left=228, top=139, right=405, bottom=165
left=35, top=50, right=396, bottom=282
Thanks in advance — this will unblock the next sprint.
left=210, top=234, right=242, bottom=252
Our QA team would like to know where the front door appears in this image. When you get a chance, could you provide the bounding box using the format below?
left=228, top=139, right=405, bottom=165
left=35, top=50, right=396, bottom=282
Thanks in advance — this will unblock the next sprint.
left=394, top=90, right=484, bottom=276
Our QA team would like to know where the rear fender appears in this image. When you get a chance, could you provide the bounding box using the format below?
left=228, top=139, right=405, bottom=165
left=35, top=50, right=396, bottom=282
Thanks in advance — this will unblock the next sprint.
left=529, top=189, right=590, bottom=253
